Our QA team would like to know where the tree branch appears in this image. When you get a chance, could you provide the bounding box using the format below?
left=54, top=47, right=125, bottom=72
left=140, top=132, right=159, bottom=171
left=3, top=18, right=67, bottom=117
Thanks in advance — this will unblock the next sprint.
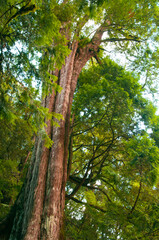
left=0, top=0, right=27, bottom=19
left=129, top=180, right=142, bottom=215
left=2, top=1, right=36, bottom=32
left=73, top=107, right=109, bottom=136
left=66, top=195, right=107, bottom=213
left=86, top=185, right=112, bottom=202
left=101, top=37, right=141, bottom=43
left=68, top=175, right=112, bottom=202
left=91, top=21, right=109, bottom=45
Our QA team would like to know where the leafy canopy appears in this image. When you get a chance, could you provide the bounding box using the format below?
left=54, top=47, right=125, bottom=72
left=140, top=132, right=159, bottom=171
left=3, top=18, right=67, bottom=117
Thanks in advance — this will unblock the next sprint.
left=66, top=57, right=159, bottom=239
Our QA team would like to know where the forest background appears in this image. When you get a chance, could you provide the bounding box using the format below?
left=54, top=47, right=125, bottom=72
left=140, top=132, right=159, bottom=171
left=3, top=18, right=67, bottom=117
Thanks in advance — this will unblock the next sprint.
left=0, top=0, right=159, bottom=239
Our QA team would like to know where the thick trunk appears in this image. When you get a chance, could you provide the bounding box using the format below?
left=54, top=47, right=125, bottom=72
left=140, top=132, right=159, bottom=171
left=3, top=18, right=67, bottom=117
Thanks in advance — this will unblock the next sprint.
left=4, top=39, right=101, bottom=240
left=39, top=42, right=78, bottom=240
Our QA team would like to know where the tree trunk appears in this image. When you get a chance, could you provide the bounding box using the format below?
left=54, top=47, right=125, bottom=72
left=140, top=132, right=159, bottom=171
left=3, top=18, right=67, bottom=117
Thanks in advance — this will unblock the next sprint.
left=4, top=38, right=101, bottom=240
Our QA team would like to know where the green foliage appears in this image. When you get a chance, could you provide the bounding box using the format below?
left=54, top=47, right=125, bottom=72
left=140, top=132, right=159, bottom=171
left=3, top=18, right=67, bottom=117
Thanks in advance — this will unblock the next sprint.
left=85, top=191, right=97, bottom=205
left=127, top=134, right=159, bottom=186
left=0, top=87, right=34, bottom=218
left=0, top=159, right=22, bottom=203
left=0, top=0, right=159, bottom=238
left=66, top=57, right=159, bottom=239
left=0, top=0, right=69, bottom=152
left=0, top=1, right=70, bottom=219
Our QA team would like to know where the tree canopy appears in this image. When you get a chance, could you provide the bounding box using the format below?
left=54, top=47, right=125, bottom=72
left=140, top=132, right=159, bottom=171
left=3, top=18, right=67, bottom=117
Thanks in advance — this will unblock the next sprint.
left=65, top=58, right=159, bottom=239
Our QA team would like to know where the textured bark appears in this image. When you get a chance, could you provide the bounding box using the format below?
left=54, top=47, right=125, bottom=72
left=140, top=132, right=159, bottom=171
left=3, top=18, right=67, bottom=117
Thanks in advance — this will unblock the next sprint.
left=5, top=32, right=103, bottom=240
left=39, top=42, right=78, bottom=240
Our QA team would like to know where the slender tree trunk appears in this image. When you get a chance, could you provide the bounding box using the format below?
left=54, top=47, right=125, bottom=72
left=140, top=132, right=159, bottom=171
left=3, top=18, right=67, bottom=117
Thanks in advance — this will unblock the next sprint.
left=4, top=36, right=102, bottom=240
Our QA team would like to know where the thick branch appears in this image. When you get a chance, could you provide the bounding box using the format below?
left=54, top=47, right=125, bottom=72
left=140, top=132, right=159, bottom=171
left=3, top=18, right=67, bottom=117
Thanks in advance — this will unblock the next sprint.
left=101, top=37, right=141, bottom=43
left=75, top=15, right=89, bottom=36
left=0, top=0, right=27, bottom=19
left=2, top=1, right=36, bottom=31
left=68, top=175, right=111, bottom=202
left=66, top=195, right=106, bottom=213
left=91, top=21, right=109, bottom=45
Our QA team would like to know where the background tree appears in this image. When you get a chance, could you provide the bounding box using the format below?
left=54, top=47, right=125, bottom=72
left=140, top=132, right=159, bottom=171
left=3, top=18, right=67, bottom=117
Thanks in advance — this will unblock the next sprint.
left=65, top=58, right=159, bottom=240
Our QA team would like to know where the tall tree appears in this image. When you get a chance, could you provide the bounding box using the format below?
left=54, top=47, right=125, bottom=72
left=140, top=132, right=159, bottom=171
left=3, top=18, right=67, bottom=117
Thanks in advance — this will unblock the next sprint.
left=65, top=58, right=159, bottom=239
left=0, top=0, right=159, bottom=239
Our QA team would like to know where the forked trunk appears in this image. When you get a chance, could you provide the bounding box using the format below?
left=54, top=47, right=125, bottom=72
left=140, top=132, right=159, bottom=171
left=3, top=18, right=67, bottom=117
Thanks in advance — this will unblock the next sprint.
left=4, top=39, right=101, bottom=240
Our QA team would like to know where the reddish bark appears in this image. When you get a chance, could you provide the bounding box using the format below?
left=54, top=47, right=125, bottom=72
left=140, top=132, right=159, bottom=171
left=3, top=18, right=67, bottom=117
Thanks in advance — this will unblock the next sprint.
left=4, top=29, right=104, bottom=240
